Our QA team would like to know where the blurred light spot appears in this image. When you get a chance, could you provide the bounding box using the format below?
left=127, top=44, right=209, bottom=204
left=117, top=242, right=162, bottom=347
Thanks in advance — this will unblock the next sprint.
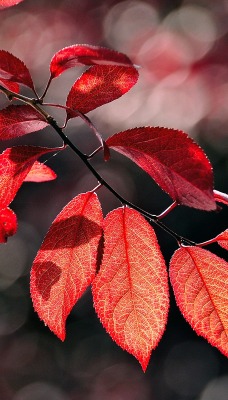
left=94, top=83, right=143, bottom=130
left=163, top=340, right=219, bottom=397
left=0, top=293, right=29, bottom=335
left=163, top=6, right=217, bottom=60
left=146, top=72, right=210, bottom=131
left=5, top=333, right=38, bottom=370
left=0, top=237, right=28, bottom=290
left=137, top=31, right=193, bottom=80
left=199, top=375, right=228, bottom=400
left=178, top=6, right=217, bottom=43
left=103, top=1, right=159, bottom=54
left=90, top=363, right=150, bottom=400
left=0, top=8, right=84, bottom=88
left=13, top=382, right=68, bottom=400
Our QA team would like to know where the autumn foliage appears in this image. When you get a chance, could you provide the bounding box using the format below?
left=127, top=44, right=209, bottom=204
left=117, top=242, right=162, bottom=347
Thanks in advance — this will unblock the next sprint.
left=0, top=42, right=228, bottom=372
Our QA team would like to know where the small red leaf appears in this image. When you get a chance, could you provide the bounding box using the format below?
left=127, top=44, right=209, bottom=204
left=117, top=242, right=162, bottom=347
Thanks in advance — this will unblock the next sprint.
left=0, top=105, right=48, bottom=140
left=0, top=0, right=24, bottom=9
left=24, top=161, right=57, bottom=182
left=0, top=206, right=17, bottom=243
left=66, top=65, right=138, bottom=119
left=30, top=192, right=103, bottom=340
left=106, top=127, right=216, bottom=211
left=0, top=50, right=34, bottom=91
left=0, top=79, right=19, bottom=93
left=0, top=145, right=61, bottom=208
left=170, top=246, right=228, bottom=356
left=214, top=190, right=228, bottom=206
left=50, top=44, right=133, bottom=79
left=92, top=207, right=169, bottom=371
left=214, top=229, right=228, bottom=251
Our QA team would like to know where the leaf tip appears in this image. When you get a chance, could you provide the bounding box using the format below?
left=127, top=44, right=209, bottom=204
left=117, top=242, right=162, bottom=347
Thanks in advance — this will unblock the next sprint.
left=138, top=354, right=151, bottom=373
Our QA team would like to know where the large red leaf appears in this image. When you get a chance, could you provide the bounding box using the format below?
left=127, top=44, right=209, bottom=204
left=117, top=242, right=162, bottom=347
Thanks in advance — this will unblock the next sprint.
left=24, top=161, right=57, bottom=183
left=66, top=65, right=139, bottom=119
left=106, top=127, right=216, bottom=211
left=0, top=0, right=24, bottom=8
left=0, top=50, right=34, bottom=91
left=170, top=246, right=228, bottom=356
left=0, top=206, right=17, bottom=243
left=50, top=44, right=133, bottom=79
left=30, top=192, right=103, bottom=340
left=0, top=105, right=48, bottom=140
left=92, top=207, right=169, bottom=371
left=0, top=145, right=60, bottom=208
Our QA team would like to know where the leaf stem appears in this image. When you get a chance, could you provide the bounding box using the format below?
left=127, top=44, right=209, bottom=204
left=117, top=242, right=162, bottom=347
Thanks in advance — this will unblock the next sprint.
left=39, top=75, right=52, bottom=100
left=42, top=102, right=109, bottom=159
left=196, top=237, right=217, bottom=247
left=157, top=201, right=178, bottom=219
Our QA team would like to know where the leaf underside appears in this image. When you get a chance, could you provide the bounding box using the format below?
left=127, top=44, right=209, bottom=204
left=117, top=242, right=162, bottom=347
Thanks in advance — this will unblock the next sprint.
left=0, top=105, right=48, bottom=140
left=24, top=161, right=57, bottom=182
left=50, top=44, right=133, bottom=78
left=106, top=127, right=216, bottom=211
left=0, top=50, right=34, bottom=90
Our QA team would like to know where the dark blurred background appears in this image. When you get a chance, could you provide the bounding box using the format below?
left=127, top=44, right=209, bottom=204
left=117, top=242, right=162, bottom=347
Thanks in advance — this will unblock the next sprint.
left=0, top=0, right=228, bottom=399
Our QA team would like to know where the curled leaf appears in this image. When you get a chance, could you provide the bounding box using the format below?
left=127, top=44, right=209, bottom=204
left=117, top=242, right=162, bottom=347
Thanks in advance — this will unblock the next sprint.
left=50, top=44, right=133, bottom=79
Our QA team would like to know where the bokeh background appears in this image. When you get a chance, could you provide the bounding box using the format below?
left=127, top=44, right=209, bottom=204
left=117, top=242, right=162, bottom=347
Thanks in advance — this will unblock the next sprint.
left=0, top=0, right=228, bottom=399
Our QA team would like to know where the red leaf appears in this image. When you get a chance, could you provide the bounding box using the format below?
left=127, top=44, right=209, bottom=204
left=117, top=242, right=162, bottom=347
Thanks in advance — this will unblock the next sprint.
left=0, top=206, right=17, bottom=243
left=0, top=0, right=24, bottom=8
left=0, top=105, right=48, bottom=140
left=92, top=207, right=169, bottom=371
left=106, top=127, right=216, bottom=211
left=214, top=229, right=228, bottom=251
left=30, top=192, right=103, bottom=340
left=50, top=44, right=133, bottom=79
left=0, top=145, right=61, bottom=208
left=24, top=161, right=57, bottom=182
left=66, top=65, right=138, bottom=119
left=0, top=50, right=34, bottom=91
left=170, top=246, right=228, bottom=356
left=0, top=79, right=19, bottom=93
left=214, top=190, right=228, bottom=206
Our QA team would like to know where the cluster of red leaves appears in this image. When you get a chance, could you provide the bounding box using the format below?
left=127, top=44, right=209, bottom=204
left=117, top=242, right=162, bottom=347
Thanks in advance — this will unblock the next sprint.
left=0, top=44, right=228, bottom=372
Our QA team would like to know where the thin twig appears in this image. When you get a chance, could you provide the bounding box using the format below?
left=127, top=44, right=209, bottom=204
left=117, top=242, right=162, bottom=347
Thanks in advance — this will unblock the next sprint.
left=0, top=84, right=196, bottom=246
